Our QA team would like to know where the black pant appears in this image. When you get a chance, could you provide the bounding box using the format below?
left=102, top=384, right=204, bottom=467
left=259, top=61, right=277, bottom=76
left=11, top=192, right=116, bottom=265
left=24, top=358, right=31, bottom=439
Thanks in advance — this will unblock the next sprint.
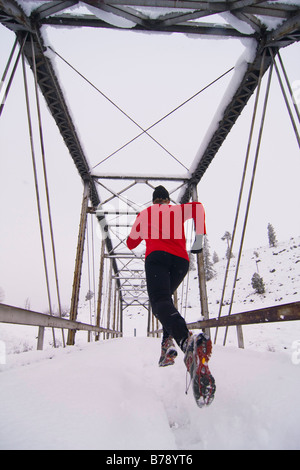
left=145, top=251, right=190, bottom=349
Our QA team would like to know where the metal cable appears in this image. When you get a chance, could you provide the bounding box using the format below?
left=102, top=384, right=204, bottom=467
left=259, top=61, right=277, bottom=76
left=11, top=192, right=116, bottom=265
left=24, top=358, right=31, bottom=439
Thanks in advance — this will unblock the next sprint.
left=22, top=51, right=57, bottom=348
left=269, top=49, right=300, bottom=148
left=277, top=51, right=300, bottom=125
left=214, top=49, right=268, bottom=345
left=30, top=36, right=65, bottom=347
left=223, top=61, right=274, bottom=347
left=48, top=46, right=189, bottom=171
left=48, top=45, right=233, bottom=172
left=0, top=35, right=27, bottom=117
left=90, top=67, right=234, bottom=171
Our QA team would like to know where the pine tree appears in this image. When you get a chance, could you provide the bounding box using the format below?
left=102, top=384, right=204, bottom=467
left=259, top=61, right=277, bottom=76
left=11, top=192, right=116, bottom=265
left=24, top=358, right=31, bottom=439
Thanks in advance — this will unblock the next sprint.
left=222, top=231, right=234, bottom=259
left=203, top=237, right=215, bottom=281
left=212, top=251, right=219, bottom=264
left=267, top=223, right=277, bottom=247
left=251, top=272, right=265, bottom=294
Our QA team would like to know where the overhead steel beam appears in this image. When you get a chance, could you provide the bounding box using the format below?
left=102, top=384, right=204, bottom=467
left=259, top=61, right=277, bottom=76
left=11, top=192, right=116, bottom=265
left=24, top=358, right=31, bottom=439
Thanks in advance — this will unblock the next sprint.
left=31, top=0, right=78, bottom=20
left=17, top=30, right=96, bottom=198
left=179, top=9, right=300, bottom=202
left=0, top=0, right=32, bottom=31
left=37, top=0, right=300, bottom=39
left=92, top=173, right=189, bottom=181
left=265, top=10, right=300, bottom=48
left=41, top=14, right=255, bottom=38
left=180, top=43, right=273, bottom=202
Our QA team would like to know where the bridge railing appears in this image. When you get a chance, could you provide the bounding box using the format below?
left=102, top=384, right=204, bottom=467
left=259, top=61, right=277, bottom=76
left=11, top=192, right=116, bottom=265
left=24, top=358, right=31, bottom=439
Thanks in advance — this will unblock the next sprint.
left=148, top=301, right=300, bottom=341
left=0, top=302, right=122, bottom=351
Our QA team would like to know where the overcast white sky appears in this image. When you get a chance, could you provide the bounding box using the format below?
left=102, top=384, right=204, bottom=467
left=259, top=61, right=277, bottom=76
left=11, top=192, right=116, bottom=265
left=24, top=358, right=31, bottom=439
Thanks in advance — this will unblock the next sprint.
left=0, top=8, right=300, bottom=315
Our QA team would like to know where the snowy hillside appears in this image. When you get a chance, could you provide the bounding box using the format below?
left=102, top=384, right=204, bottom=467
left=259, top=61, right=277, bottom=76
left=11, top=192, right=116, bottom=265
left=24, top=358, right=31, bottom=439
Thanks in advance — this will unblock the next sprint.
left=186, top=235, right=300, bottom=354
left=0, top=236, right=300, bottom=450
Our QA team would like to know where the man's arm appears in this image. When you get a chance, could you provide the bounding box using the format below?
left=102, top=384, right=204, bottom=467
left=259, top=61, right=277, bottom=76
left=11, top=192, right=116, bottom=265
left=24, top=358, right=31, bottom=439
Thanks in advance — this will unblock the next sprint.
left=127, top=213, right=143, bottom=250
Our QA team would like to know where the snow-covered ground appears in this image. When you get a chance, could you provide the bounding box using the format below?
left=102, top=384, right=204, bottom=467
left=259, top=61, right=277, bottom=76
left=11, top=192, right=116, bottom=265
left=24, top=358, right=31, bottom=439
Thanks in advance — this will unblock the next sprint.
left=0, top=337, right=299, bottom=450
left=1, top=236, right=300, bottom=450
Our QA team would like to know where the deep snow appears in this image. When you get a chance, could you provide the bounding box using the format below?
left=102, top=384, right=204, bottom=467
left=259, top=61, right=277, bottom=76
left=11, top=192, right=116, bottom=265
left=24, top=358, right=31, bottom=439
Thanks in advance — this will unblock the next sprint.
left=1, top=237, right=300, bottom=450
left=0, top=337, right=299, bottom=450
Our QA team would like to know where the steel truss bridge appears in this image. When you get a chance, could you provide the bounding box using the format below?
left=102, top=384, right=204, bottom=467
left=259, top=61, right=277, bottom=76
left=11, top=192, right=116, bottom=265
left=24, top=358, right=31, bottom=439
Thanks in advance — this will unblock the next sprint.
left=0, top=0, right=300, bottom=349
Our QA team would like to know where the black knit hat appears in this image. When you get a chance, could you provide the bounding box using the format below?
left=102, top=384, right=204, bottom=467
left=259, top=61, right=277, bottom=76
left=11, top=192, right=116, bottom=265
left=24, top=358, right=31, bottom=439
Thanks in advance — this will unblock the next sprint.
left=152, top=185, right=170, bottom=202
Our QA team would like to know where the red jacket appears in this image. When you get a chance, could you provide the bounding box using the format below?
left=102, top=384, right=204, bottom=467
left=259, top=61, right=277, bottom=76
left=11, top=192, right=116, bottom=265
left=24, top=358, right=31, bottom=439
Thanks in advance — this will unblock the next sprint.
left=127, top=202, right=206, bottom=261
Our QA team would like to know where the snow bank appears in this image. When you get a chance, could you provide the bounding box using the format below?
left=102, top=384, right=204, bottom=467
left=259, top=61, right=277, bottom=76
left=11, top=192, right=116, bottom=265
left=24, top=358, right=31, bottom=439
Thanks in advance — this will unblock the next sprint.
left=83, top=2, right=137, bottom=29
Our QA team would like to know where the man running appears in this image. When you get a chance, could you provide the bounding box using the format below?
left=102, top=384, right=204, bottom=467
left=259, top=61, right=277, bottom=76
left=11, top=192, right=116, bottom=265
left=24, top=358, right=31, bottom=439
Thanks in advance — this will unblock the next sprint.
left=127, top=185, right=215, bottom=407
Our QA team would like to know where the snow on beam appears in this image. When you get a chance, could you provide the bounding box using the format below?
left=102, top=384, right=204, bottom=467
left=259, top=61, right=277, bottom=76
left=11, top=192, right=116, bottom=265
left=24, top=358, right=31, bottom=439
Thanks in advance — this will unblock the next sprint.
left=265, top=10, right=300, bottom=48
left=41, top=14, right=253, bottom=38
left=0, top=0, right=32, bottom=31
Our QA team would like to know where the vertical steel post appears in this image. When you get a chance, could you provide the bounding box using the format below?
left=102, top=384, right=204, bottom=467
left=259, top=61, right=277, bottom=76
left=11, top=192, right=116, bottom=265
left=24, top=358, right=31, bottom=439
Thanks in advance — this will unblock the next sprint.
left=67, top=181, right=90, bottom=345
left=152, top=308, right=155, bottom=337
left=120, top=299, right=124, bottom=337
left=112, top=279, right=117, bottom=337
left=106, top=260, right=113, bottom=339
left=95, top=239, right=105, bottom=341
left=116, top=288, right=121, bottom=336
left=192, top=186, right=210, bottom=337
left=37, top=326, right=45, bottom=350
left=147, top=304, right=151, bottom=337
left=119, top=295, right=122, bottom=335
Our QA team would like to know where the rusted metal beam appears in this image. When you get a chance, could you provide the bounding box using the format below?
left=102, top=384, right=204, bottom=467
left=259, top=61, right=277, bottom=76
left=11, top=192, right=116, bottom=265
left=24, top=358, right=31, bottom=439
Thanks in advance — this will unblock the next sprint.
left=265, top=10, right=300, bottom=48
left=67, top=182, right=90, bottom=345
left=95, top=239, right=105, bottom=341
left=0, top=302, right=121, bottom=335
left=187, top=301, right=300, bottom=330
left=149, top=301, right=300, bottom=336
left=0, top=0, right=32, bottom=31
left=191, top=186, right=210, bottom=337
left=92, top=173, right=189, bottom=181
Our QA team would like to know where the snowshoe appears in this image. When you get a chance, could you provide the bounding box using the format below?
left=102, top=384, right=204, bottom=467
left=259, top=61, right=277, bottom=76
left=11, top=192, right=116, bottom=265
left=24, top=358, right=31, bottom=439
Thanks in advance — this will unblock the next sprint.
left=184, top=332, right=216, bottom=408
left=159, top=336, right=178, bottom=367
